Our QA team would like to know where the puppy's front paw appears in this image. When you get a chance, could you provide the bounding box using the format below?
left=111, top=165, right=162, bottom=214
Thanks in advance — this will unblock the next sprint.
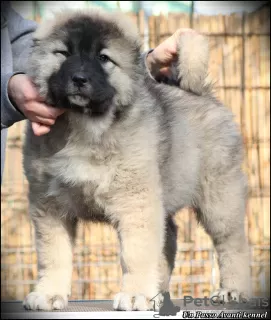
left=113, top=292, right=161, bottom=311
left=211, top=289, right=249, bottom=304
left=23, top=292, right=68, bottom=311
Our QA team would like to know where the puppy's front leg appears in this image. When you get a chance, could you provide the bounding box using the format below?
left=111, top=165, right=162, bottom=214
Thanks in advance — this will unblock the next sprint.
left=23, top=200, right=77, bottom=311
left=105, top=172, right=165, bottom=311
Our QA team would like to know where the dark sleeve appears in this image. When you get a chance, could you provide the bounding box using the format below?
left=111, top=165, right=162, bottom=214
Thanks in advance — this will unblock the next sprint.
left=141, top=49, right=156, bottom=81
left=1, top=1, right=38, bottom=129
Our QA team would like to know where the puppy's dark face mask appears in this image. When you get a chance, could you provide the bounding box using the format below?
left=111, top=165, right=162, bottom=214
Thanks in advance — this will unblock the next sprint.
left=49, top=52, right=116, bottom=116
left=47, top=19, right=120, bottom=117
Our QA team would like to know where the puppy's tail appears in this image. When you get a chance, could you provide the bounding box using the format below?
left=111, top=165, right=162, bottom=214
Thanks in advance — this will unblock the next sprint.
left=175, top=30, right=214, bottom=96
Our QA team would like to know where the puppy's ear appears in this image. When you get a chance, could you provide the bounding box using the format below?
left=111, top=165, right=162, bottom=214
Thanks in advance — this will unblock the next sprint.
left=176, top=31, right=214, bottom=96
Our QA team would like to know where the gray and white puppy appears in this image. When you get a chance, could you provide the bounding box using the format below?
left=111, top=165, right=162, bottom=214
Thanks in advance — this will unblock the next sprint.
left=22, top=8, right=251, bottom=311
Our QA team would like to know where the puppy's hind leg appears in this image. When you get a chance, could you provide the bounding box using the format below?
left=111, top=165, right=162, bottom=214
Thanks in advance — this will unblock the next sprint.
left=196, top=170, right=251, bottom=303
left=23, top=199, right=77, bottom=311
left=153, top=215, right=178, bottom=310
left=158, top=215, right=178, bottom=293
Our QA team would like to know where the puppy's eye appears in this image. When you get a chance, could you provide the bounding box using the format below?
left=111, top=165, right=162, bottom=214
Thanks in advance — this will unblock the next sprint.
left=98, top=54, right=110, bottom=62
left=54, top=50, right=70, bottom=57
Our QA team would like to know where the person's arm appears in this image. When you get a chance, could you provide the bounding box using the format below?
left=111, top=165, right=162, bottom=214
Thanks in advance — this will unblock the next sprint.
left=1, top=1, right=37, bottom=129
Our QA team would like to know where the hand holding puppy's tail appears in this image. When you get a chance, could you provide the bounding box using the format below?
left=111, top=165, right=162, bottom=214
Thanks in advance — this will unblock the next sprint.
left=176, top=30, right=213, bottom=96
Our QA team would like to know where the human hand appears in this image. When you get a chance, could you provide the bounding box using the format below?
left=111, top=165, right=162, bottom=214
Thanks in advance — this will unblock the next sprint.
left=8, top=74, right=65, bottom=136
left=146, top=28, right=199, bottom=78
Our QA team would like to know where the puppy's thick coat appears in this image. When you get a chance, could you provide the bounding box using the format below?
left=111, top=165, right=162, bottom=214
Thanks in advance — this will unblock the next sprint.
left=22, top=8, right=250, bottom=311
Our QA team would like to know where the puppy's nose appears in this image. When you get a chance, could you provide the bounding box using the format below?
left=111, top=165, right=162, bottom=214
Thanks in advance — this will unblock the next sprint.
left=72, top=73, right=88, bottom=87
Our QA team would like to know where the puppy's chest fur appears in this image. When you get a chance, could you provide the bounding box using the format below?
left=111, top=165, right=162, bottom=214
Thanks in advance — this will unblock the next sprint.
left=46, top=140, right=117, bottom=221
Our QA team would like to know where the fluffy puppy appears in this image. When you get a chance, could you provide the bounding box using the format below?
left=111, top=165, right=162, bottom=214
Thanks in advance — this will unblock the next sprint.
left=22, top=8, right=250, bottom=311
